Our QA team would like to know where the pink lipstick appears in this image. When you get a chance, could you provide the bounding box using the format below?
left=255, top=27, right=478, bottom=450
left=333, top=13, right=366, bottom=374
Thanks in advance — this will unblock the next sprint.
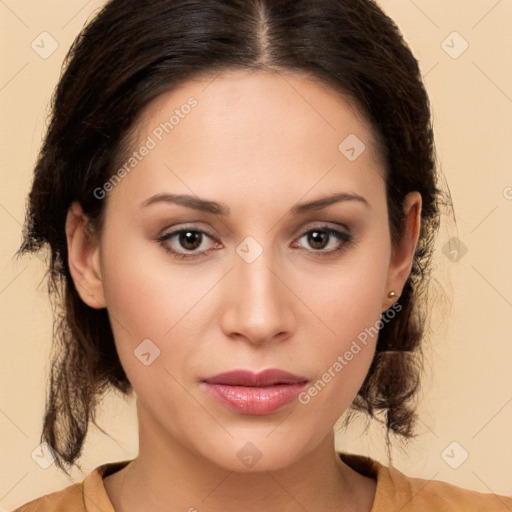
left=202, top=369, right=308, bottom=415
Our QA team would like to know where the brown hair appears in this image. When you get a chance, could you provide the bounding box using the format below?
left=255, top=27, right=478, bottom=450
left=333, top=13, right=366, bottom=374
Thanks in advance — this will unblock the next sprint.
left=18, top=0, right=447, bottom=475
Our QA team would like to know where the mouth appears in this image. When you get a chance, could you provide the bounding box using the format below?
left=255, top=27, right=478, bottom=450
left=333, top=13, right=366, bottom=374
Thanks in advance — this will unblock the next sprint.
left=201, top=369, right=309, bottom=415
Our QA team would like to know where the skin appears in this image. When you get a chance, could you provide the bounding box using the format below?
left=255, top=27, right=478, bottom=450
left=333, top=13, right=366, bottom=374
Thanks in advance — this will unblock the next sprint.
left=66, top=69, right=421, bottom=512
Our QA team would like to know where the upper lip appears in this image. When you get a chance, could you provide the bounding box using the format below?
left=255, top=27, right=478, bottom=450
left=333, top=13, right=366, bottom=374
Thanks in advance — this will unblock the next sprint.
left=202, top=369, right=309, bottom=387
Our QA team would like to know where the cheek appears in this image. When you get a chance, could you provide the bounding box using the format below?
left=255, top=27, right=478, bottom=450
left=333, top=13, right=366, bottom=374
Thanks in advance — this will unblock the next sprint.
left=100, top=216, right=208, bottom=333
left=297, top=237, right=390, bottom=345
left=293, top=292, right=383, bottom=429
left=292, top=240, right=390, bottom=413
left=98, top=227, right=233, bottom=397
left=99, top=230, right=192, bottom=368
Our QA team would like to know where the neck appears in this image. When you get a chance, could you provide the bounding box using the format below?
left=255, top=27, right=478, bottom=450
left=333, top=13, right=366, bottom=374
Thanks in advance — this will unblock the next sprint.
left=104, top=404, right=376, bottom=512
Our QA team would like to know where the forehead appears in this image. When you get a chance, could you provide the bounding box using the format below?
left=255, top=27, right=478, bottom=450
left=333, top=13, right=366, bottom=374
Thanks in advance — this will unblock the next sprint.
left=137, top=69, right=379, bottom=151
left=110, top=70, right=386, bottom=210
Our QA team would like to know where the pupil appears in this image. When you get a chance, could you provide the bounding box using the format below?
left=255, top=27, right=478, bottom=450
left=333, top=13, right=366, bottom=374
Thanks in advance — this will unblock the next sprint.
left=309, top=231, right=327, bottom=250
left=180, top=231, right=202, bottom=250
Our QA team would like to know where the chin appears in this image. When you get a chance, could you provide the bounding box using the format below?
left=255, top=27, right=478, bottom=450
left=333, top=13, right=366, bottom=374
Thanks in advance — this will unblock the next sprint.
left=192, top=430, right=316, bottom=473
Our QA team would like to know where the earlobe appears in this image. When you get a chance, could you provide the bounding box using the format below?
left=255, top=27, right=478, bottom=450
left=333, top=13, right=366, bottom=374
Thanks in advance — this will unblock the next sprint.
left=383, top=192, right=422, bottom=310
left=65, top=201, right=106, bottom=309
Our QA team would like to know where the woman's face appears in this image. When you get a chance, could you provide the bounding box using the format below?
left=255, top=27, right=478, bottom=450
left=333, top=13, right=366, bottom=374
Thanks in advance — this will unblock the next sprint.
left=71, top=70, right=420, bottom=471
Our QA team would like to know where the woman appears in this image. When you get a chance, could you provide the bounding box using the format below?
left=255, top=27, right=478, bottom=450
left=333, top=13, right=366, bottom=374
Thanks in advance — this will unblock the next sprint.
left=13, top=0, right=512, bottom=510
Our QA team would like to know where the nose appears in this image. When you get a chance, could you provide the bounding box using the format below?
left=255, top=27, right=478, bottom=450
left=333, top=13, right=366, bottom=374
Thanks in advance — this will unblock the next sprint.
left=220, top=248, right=296, bottom=346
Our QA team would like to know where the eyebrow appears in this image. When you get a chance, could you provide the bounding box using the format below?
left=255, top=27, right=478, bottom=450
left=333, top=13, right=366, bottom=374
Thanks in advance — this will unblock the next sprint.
left=140, top=191, right=370, bottom=215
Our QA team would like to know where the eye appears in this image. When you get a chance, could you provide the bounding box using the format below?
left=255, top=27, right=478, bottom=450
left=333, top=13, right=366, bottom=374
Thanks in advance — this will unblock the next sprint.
left=293, top=226, right=353, bottom=256
left=157, top=227, right=220, bottom=260
left=156, top=224, right=353, bottom=261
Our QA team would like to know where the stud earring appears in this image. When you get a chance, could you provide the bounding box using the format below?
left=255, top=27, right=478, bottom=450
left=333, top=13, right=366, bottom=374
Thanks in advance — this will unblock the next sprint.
left=387, top=291, right=397, bottom=299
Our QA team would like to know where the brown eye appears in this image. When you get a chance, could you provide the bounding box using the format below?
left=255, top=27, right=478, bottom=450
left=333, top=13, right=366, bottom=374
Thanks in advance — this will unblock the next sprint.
left=295, top=226, right=352, bottom=255
left=157, top=227, right=220, bottom=260
left=307, top=230, right=330, bottom=250
left=177, top=231, right=203, bottom=251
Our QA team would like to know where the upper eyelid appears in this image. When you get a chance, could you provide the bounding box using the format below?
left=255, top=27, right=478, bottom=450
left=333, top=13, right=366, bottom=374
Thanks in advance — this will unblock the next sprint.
left=159, top=225, right=217, bottom=240
left=159, top=221, right=350, bottom=237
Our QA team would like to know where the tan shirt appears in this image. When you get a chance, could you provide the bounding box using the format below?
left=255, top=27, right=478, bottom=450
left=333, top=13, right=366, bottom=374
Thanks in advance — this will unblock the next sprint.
left=12, top=452, right=512, bottom=511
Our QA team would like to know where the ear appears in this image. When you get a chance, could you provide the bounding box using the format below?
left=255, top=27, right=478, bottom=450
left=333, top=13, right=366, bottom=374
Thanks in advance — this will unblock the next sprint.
left=382, top=191, right=422, bottom=311
left=65, top=201, right=106, bottom=309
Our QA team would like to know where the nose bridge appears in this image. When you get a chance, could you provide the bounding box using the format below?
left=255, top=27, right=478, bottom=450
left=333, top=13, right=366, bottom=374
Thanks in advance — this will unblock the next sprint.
left=221, top=238, right=294, bottom=343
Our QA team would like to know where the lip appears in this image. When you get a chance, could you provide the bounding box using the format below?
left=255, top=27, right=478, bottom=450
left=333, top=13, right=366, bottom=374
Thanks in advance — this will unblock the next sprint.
left=202, top=369, right=309, bottom=415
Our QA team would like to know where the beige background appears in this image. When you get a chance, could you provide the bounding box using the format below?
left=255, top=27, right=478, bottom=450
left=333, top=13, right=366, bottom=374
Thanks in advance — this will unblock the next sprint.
left=1, top=0, right=511, bottom=508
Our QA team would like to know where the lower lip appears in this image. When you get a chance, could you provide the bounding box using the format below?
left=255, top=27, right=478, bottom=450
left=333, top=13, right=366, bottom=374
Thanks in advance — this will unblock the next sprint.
left=202, top=382, right=307, bottom=415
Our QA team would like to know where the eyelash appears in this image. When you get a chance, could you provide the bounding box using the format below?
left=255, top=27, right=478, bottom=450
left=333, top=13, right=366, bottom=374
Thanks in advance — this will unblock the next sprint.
left=156, top=224, right=353, bottom=261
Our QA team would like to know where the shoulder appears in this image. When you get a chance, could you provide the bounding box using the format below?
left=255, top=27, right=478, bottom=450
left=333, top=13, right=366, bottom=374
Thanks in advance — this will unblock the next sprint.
left=338, top=451, right=512, bottom=512
left=10, top=482, right=83, bottom=512
left=385, top=465, right=512, bottom=511
left=10, top=460, right=131, bottom=512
